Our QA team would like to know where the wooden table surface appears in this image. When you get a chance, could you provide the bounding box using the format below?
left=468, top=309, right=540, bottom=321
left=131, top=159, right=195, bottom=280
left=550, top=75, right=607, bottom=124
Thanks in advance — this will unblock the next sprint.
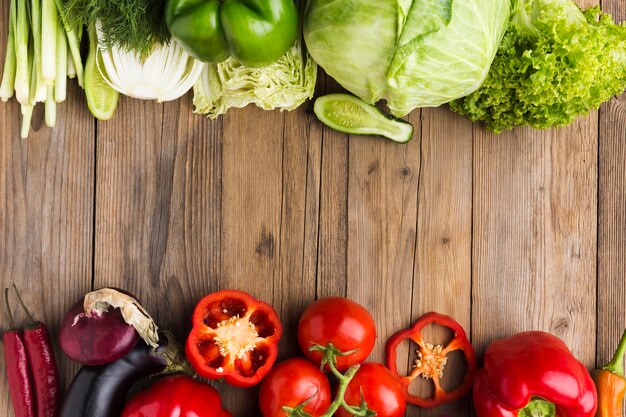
left=1, top=1, right=626, bottom=416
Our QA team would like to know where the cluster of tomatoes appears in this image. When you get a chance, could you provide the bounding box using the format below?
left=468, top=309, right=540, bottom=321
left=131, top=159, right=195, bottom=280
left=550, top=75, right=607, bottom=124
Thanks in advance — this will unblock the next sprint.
left=185, top=290, right=476, bottom=417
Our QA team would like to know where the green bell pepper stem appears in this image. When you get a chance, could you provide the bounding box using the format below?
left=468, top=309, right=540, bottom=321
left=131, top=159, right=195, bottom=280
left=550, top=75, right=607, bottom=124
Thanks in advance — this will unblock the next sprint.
left=519, top=398, right=556, bottom=417
left=603, top=328, right=626, bottom=376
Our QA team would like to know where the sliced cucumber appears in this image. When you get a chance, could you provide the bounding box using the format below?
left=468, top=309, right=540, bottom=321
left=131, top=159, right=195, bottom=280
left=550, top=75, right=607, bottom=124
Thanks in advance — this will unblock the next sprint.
left=84, top=25, right=119, bottom=121
left=314, top=94, right=414, bottom=143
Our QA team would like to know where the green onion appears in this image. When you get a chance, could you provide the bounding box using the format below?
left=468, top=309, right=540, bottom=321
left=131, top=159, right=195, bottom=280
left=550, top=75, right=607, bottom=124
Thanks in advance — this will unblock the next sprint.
left=67, top=48, right=76, bottom=79
left=54, top=0, right=83, bottom=87
left=0, top=0, right=17, bottom=101
left=20, top=104, right=33, bottom=139
left=55, top=22, right=67, bottom=102
left=30, top=0, right=47, bottom=102
left=41, top=0, right=57, bottom=84
left=45, top=85, right=56, bottom=127
left=14, top=0, right=30, bottom=105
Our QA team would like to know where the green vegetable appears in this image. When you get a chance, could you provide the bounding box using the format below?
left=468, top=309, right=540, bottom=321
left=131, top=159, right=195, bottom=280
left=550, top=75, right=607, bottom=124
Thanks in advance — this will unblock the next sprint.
left=64, top=0, right=170, bottom=57
left=84, top=25, right=119, bottom=120
left=314, top=94, right=414, bottom=143
left=450, top=0, right=626, bottom=133
left=193, top=38, right=315, bottom=117
left=0, top=0, right=84, bottom=138
left=303, top=0, right=510, bottom=117
left=165, top=0, right=299, bottom=67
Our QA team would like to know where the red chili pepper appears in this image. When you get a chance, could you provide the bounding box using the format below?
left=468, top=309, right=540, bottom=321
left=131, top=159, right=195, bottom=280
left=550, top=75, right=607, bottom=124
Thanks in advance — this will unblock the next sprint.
left=12, top=284, right=61, bottom=417
left=3, top=288, right=37, bottom=417
left=186, top=289, right=282, bottom=387
left=385, top=312, right=476, bottom=408
left=473, top=331, right=597, bottom=417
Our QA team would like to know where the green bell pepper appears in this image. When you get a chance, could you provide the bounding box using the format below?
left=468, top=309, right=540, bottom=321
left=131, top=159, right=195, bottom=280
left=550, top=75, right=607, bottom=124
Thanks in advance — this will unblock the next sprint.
left=165, top=0, right=298, bottom=67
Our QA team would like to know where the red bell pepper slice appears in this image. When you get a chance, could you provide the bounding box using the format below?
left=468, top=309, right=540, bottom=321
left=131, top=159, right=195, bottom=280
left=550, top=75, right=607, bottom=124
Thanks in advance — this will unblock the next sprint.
left=473, top=331, right=597, bottom=417
left=385, top=312, right=476, bottom=407
left=186, top=290, right=282, bottom=387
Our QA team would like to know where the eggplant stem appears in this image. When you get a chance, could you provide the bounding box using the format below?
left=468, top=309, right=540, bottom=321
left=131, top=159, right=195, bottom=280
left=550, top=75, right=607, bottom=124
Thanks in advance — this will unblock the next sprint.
left=4, top=288, right=17, bottom=331
left=11, top=282, right=36, bottom=326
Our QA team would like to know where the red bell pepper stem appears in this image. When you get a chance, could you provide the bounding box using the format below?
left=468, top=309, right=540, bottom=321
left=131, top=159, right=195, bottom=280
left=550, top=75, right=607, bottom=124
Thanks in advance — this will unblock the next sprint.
left=11, top=284, right=61, bottom=417
left=602, top=329, right=626, bottom=376
left=3, top=288, right=37, bottom=417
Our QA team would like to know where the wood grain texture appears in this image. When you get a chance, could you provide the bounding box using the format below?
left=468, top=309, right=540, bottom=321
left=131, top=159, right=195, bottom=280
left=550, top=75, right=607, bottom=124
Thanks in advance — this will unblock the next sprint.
left=0, top=13, right=95, bottom=414
left=93, top=95, right=222, bottom=340
left=1, top=0, right=626, bottom=415
left=410, top=107, right=474, bottom=416
left=597, top=0, right=626, bottom=371
left=472, top=116, right=598, bottom=364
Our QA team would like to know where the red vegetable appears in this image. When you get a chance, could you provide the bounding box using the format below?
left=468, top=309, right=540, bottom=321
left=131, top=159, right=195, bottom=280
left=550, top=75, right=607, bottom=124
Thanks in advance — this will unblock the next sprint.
left=385, top=312, right=476, bottom=408
left=298, top=297, right=376, bottom=372
left=259, top=358, right=332, bottom=417
left=59, top=288, right=157, bottom=365
left=335, top=363, right=406, bottom=417
left=3, top=289, right=36, bottom=417
left=186, top=289, right=282, bottom=387
left=121, top=375, right=233, bottom=417
left=473, top=331, right=597, bottom=417
left=8, top=285, right=61, bottom=417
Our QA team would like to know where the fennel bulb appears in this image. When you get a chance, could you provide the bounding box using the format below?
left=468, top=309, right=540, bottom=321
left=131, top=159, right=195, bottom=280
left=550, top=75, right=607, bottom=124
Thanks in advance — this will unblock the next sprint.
left=97, top=31, right=204, bottom=102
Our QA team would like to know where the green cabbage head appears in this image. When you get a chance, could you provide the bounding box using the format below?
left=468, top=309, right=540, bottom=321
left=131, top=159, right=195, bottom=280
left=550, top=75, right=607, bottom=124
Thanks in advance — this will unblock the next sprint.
left=304, top=0, right=511, bottom=116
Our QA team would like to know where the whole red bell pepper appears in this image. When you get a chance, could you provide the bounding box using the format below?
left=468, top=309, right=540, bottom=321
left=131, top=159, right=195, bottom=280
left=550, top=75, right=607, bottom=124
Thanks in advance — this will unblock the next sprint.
left=474, top=331, right=597, bottom=417
left=121, top=375, right=233, bottom=417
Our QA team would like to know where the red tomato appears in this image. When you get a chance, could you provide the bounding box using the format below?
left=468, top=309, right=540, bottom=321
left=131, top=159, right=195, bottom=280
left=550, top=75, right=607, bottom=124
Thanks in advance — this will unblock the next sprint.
left=258, top=358, right=332, bottom=417
left=298, top=297, right=376, bottom=372
left=336, top=363, right=406, bottom=417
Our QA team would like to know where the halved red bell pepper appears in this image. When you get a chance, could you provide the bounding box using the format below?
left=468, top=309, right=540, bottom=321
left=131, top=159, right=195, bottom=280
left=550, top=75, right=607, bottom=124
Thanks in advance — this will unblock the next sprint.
left=121, top=375, right=233, bottom=417
left=186, top=289, right=282, bottom=387
left=385, top=312, right=476, bottom=408
left=473, top=331, right=597, bottom=417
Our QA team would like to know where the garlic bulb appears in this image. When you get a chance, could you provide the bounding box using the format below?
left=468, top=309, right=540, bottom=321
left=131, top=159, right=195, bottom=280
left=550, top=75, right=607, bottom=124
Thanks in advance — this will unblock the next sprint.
left=97, top=31, right=204, bottom=102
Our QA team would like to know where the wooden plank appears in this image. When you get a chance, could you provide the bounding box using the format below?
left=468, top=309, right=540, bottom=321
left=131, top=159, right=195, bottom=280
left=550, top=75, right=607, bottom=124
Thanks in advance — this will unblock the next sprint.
left=597, top=0, right=626, bottom=369
left=409, top=107, right=474, bottom=416
left=472, top=113, right=598, bottom=368
left=346, top=110, right=420, bottom=364
left=218, top=105, right=298, bottom=414
left=93, top=95, right=223, bottom=337
left=0, top=20, right=95, bottom=417
left=316, top=75, right=350, bottom=299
